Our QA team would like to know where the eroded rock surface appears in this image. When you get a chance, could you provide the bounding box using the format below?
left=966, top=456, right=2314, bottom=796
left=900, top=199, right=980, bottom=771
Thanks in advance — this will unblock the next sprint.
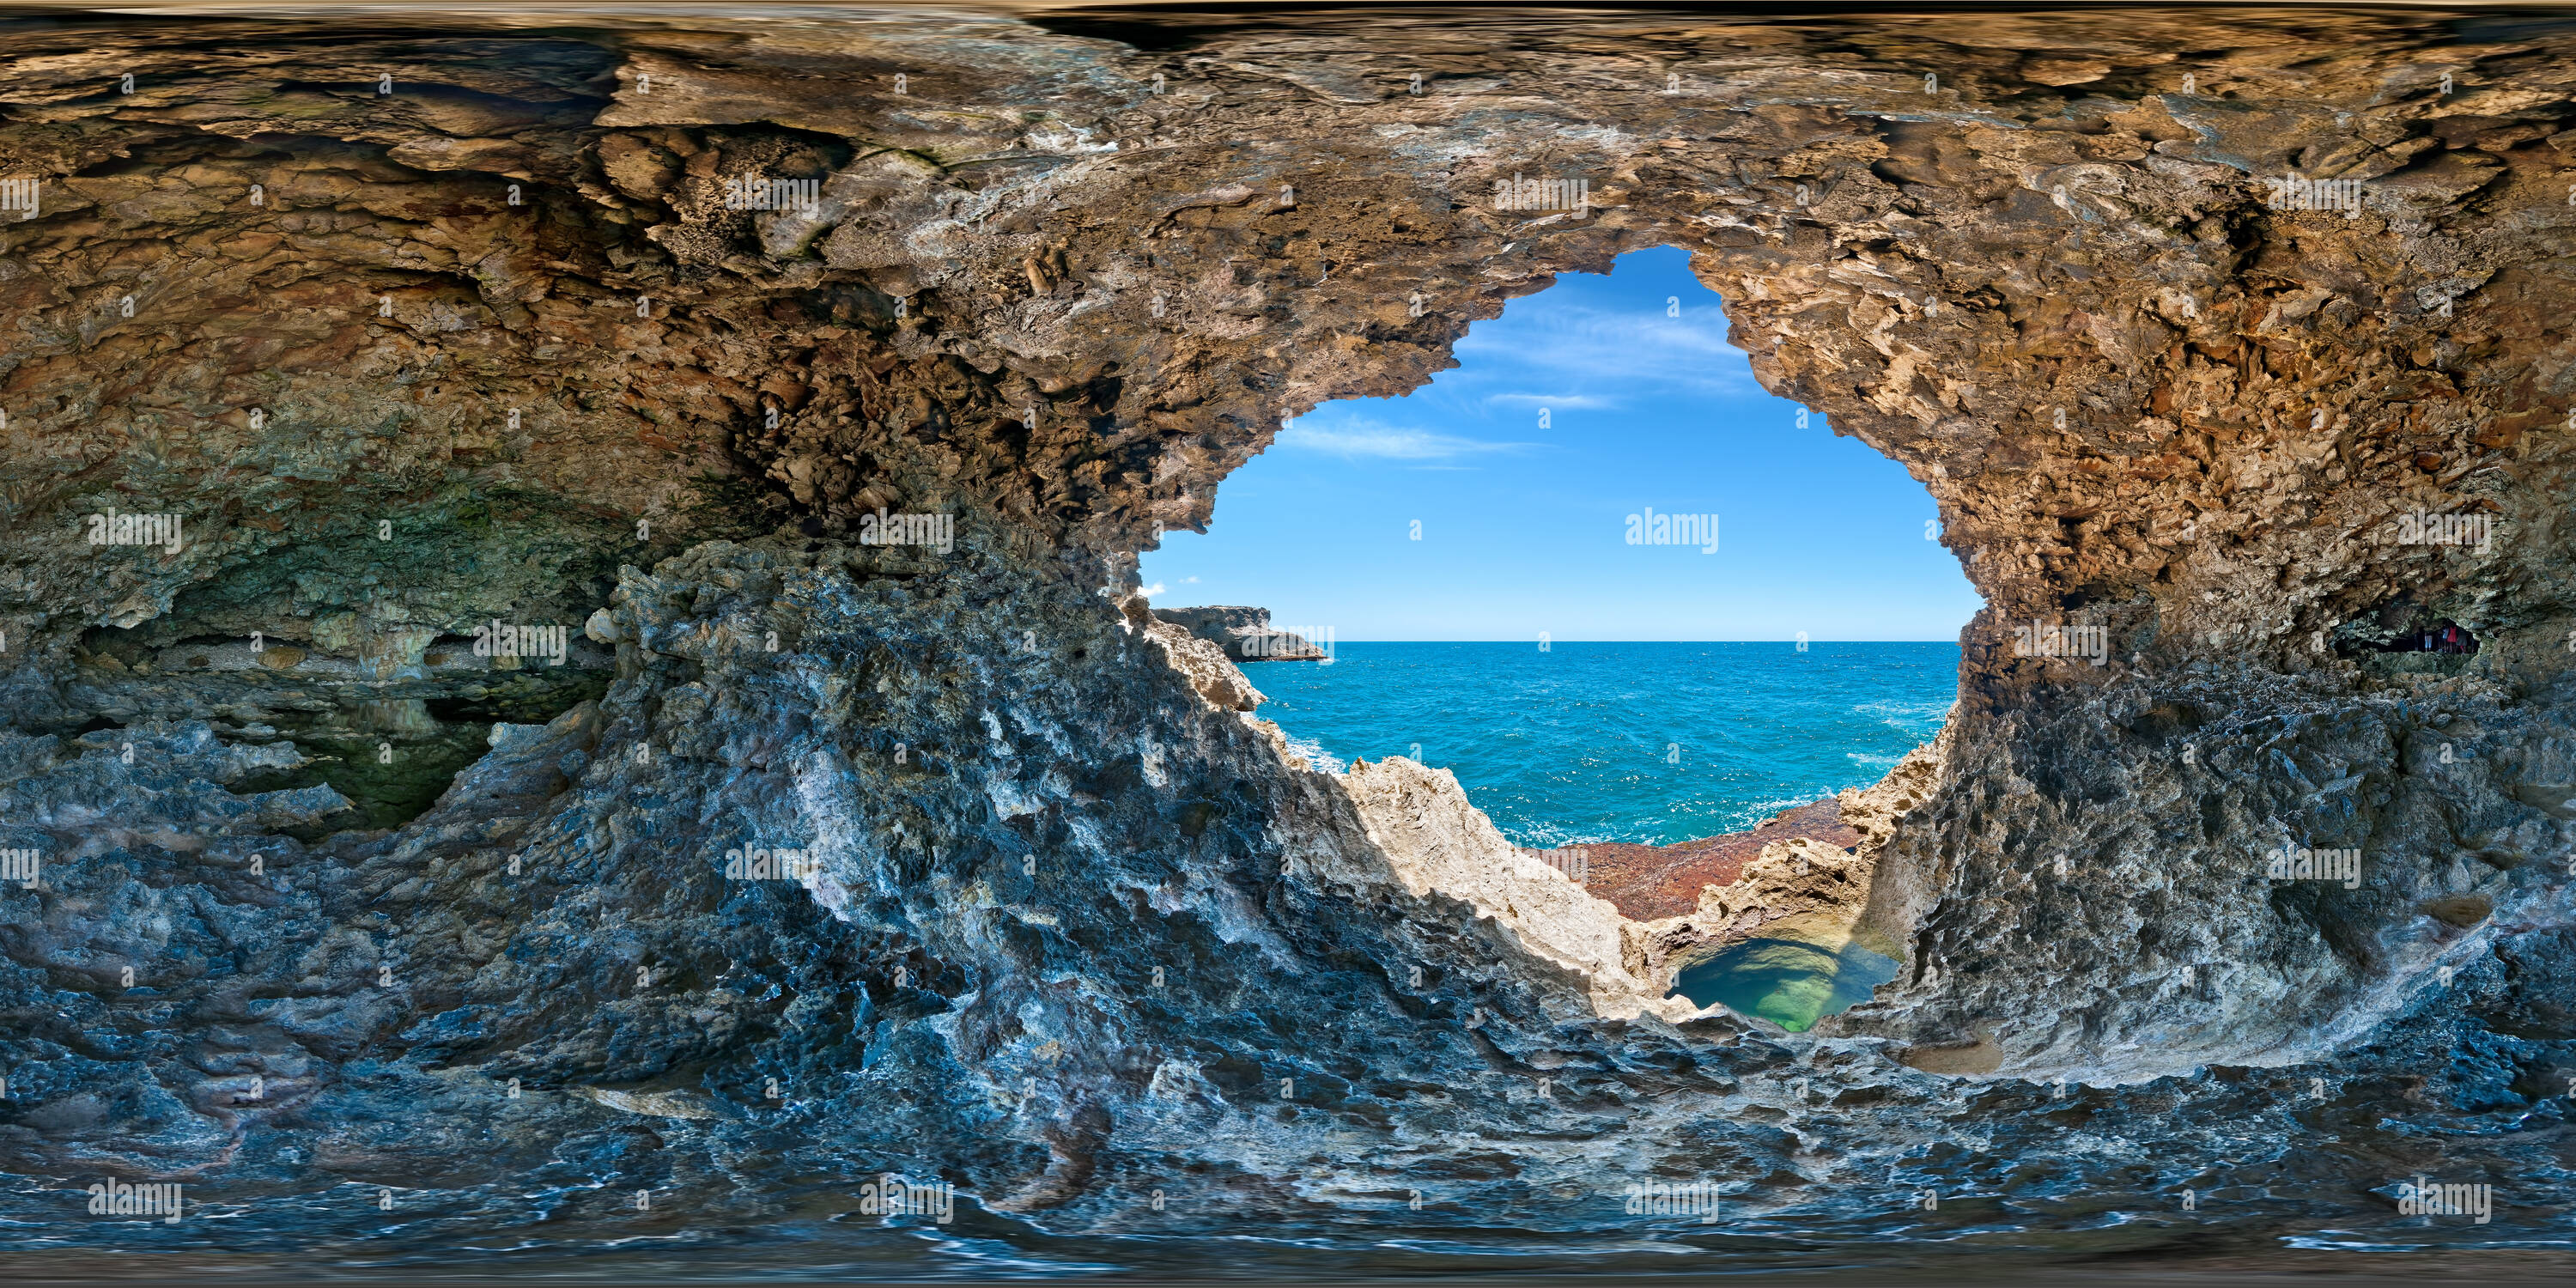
left=1577, top=796, right=1869, bottom=921
left=1151, top=605, right=1327, bottom=661
left=2, top=4, right=2573, bottom=1273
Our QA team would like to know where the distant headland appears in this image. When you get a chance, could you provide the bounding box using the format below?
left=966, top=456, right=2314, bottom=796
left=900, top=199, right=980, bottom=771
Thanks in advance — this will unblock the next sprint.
left=1151, top=606, right=1328, bottom=662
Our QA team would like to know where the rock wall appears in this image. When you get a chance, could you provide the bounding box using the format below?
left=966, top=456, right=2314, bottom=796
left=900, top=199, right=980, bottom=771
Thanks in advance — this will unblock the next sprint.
left=2, top=3, right=2573, bottom=1265
left=1151, top=605, right=1326, bottom=661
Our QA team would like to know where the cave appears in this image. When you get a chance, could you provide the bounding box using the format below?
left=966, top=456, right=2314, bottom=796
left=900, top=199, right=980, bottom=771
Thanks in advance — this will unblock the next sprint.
left=1137, top=243, right=1975, bottom=1032
left=2, top=3, right=2572, bottom=1277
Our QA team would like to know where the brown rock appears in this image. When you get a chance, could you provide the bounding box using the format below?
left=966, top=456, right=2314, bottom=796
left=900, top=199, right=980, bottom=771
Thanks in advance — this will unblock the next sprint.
left=1571, top=799, right=1863, bottom=923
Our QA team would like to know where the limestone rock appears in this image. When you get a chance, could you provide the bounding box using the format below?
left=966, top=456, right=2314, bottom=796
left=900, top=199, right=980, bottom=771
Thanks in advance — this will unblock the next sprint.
left=1124, top=594, right=1265, bottom=711
left=1151, top=605, right=1328, bottom=662
left=0, top=3, right=2571, bottom=1265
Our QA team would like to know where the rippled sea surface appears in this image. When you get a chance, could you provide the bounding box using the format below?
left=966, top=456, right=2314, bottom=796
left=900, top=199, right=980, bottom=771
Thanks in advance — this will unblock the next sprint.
left=1249, top=642, right=1958, bottom=845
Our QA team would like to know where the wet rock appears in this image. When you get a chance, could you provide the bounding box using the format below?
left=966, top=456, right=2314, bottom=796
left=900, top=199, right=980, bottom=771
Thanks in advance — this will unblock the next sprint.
left=0, top=3, right=2572, bottom=1267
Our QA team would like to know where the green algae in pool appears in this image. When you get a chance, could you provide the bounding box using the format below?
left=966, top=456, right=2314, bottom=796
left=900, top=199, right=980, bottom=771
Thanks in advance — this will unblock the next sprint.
left=1672, top=927, right=1901, bottom=1031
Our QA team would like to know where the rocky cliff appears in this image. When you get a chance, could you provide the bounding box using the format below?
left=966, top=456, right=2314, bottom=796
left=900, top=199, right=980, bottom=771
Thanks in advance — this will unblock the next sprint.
left=1151, top=605, right=1327, bottom=661
left=0, top=3, right=2571, bottom=1273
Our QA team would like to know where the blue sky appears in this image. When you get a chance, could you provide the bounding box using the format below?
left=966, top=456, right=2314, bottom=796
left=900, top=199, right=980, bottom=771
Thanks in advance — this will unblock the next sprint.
left=1139, top=246, right=1983, bottom=641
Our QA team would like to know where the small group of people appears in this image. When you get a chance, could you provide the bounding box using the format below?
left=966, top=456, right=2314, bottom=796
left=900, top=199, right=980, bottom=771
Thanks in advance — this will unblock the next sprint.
left=2414, top=618, right=2477, bottom=654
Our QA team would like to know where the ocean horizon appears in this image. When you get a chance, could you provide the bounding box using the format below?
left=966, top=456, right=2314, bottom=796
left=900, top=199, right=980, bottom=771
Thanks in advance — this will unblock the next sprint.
left=1243, top=640, right=1960, bottom=848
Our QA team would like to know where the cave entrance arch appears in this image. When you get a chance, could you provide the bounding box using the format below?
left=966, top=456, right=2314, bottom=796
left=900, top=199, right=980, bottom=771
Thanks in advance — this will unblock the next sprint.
left=1140, top=246, right=1978, bottom=1030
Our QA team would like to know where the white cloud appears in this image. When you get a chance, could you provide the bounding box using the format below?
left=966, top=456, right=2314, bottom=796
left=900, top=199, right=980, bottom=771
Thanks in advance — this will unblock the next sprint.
left=1452, top=303, right=1757, bottom=399
left=1139, top=582, right=1167, bottom=597
left=1273, top=416, right=1532, bottom=460
left=1485, top=392, right=1617, bottom=409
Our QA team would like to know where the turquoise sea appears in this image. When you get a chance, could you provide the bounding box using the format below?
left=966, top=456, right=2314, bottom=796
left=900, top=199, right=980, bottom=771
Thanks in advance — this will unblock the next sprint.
left=1249, top=641, right=1959, bottom=848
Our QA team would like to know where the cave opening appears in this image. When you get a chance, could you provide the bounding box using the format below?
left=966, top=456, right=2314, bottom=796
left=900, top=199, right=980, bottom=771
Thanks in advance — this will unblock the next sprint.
left=1141, top=246, right=1980, bottom=1028
left=2331, top=594, right=2483, bottom=677
left=72, top=601, right=612, bottom=835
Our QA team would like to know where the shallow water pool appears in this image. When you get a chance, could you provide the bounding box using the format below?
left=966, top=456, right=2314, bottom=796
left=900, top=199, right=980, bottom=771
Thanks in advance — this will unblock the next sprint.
left=1671, top=930, right=1900, bottom=1031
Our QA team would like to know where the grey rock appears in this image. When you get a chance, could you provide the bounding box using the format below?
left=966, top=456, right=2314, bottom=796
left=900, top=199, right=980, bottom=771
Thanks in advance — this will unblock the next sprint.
left=0, top=4, right=2567, bottom=1275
